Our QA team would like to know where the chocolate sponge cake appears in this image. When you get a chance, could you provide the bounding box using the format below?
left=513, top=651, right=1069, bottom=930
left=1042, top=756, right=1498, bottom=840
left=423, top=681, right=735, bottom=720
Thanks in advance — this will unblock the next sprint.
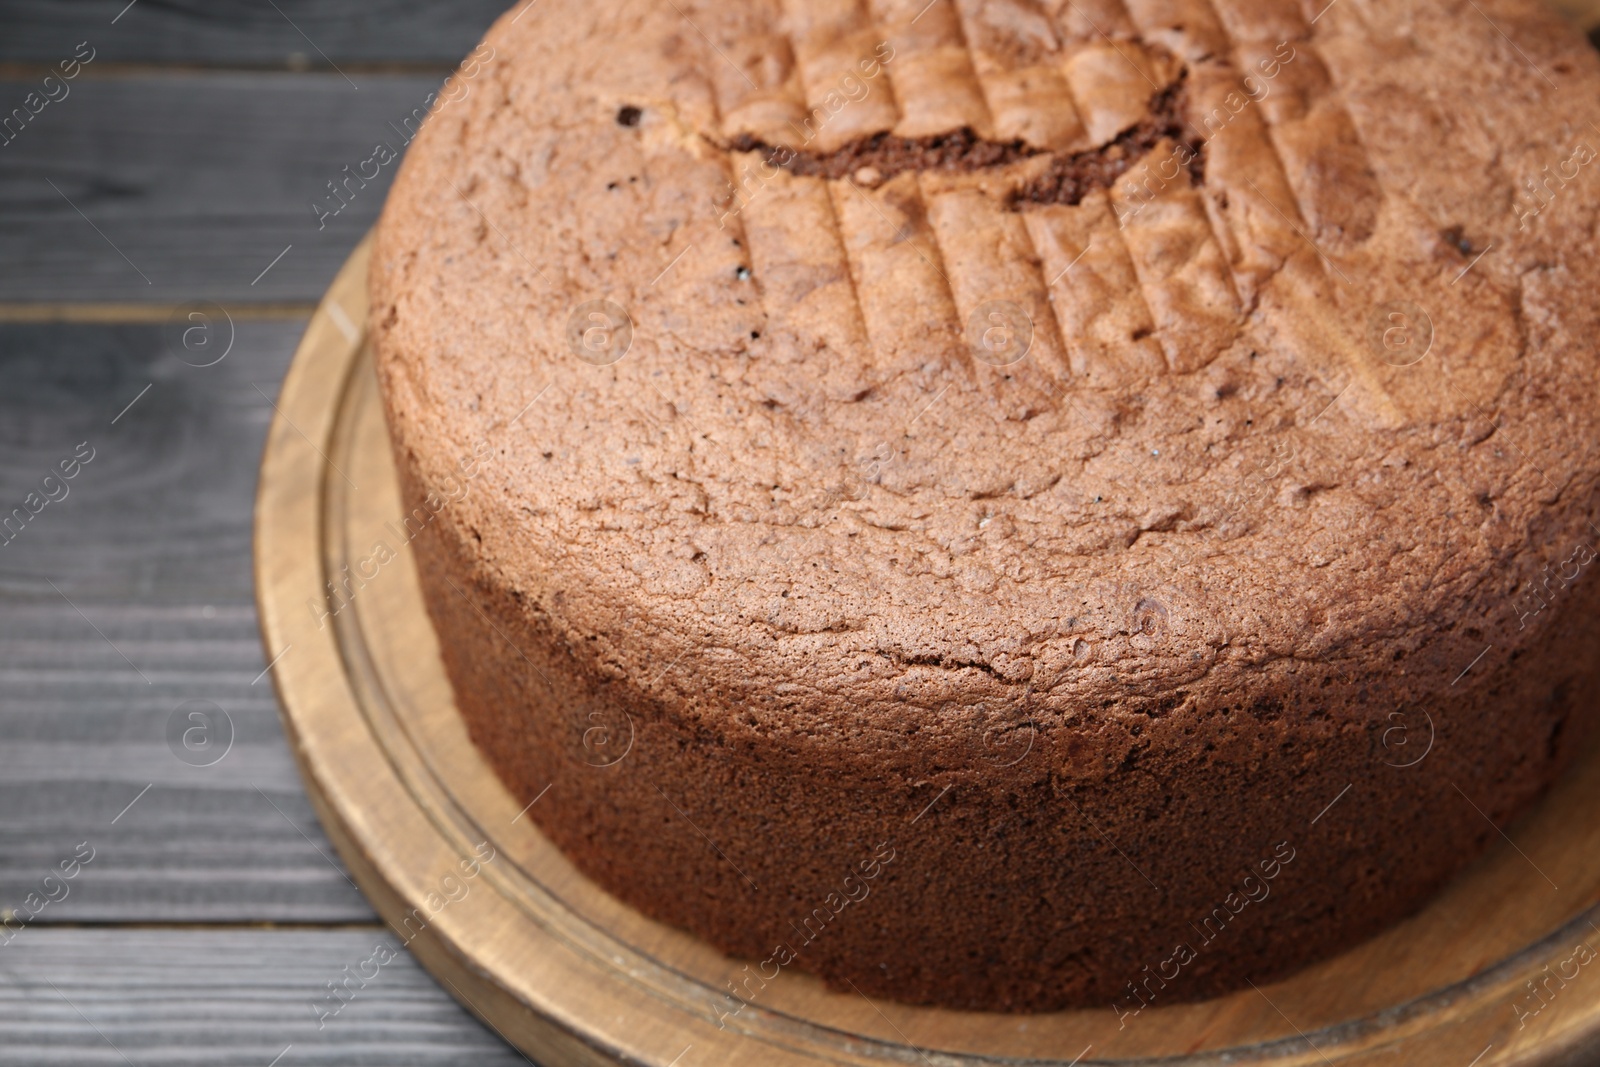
left=370, top=0, right=1600, bottom=1012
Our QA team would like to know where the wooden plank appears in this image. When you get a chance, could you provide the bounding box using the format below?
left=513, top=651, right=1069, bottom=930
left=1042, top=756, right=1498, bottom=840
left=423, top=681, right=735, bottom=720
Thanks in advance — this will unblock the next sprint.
left=0, top=928, right=530, bottom=1065
left=0, top=320, right=297, bottom=599
left=0, top=0, right=510, bottom=66
left=0, top=321, right=373, bottom=921
left=0, top=74, right=446, bottom=303
left=0, top=602, right=375, bottom=922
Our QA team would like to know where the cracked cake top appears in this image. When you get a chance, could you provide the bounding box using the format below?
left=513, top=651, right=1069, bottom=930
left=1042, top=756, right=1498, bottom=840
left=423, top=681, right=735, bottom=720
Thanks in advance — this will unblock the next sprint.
left=372, top=0, right=1600, bottom=741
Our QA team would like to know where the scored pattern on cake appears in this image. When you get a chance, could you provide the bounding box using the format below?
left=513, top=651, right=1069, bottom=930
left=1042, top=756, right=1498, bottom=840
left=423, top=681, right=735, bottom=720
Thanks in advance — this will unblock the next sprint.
left=692, top=0, right=1383, bottom=398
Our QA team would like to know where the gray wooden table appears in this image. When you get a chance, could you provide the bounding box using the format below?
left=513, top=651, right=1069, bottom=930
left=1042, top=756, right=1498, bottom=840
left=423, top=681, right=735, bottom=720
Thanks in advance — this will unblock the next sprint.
left=0, top=3, right=531, bottom=1061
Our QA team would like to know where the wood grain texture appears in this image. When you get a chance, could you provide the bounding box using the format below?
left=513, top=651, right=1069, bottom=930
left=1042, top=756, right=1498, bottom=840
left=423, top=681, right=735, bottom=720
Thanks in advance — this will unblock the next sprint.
left=0, top=321, right=372, bottom=922
left=0, top=928, right=526, bottom=1065
left=0, top=0, right=511, bottom=66
left=0, top=75, right=446, bottom=303
left=0, top=321, right=295, bottom=599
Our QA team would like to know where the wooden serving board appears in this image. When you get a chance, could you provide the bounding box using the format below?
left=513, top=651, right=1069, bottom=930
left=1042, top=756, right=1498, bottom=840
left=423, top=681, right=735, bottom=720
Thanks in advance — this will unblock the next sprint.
left=255, top=237, right=1600, bottom=1066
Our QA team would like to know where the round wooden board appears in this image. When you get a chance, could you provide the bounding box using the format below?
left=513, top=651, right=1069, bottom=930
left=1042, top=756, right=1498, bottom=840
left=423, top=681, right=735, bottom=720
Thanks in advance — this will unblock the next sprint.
left=256, top=236, right=1600, bottom=1067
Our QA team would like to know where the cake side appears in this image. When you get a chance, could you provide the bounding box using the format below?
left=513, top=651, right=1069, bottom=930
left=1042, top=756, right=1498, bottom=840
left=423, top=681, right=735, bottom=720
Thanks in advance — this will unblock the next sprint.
left=388, top=429, right=1600, bottom=1012
left=370, top=0, right=1600, bottom=1011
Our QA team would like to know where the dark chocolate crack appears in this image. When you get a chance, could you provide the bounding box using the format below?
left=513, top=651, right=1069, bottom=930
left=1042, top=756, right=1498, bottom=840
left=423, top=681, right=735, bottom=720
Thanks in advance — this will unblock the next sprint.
left=719, top=75, right=1203, bottom=209
left=1010, top=76, right=1204, bottom=208
left=728, top=125, right=1041, bottom=184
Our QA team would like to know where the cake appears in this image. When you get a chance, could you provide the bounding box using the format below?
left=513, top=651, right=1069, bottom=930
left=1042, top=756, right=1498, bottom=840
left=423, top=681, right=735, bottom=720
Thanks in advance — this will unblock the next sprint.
left=370, top=0, right=1600, bottom=1013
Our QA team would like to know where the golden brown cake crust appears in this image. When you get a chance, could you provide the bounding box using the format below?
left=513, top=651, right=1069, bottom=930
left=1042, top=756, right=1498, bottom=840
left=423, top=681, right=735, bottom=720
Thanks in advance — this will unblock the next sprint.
left=371, top=0, right=1600, bottom=1012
